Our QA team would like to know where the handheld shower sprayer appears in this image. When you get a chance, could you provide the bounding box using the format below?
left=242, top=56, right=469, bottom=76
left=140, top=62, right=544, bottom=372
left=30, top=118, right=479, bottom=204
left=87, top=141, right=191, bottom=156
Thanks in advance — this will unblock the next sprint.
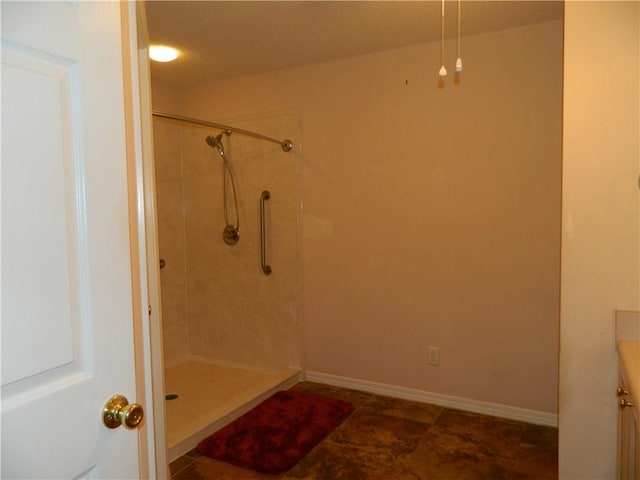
left=205, top=131, right=240, bottom=246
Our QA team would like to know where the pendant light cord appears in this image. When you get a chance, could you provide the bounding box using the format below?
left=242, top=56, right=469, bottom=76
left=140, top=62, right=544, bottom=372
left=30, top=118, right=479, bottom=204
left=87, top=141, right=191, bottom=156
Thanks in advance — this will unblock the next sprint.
left=456, top=0, right=463, bottom=72
left=457, top=0, right=461, bottom=59
left=441, top=0, right=445, bottom=65
left=439, top=0, right=447, bottom=77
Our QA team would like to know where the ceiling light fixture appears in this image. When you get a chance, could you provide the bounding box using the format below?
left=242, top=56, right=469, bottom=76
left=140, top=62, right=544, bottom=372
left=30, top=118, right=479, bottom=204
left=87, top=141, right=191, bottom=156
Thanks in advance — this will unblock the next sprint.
left=149, top=45, right=179, bottom=63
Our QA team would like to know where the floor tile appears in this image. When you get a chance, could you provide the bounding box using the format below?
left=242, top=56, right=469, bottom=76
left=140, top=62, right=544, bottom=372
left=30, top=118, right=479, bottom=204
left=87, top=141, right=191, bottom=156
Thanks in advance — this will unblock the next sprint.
left=170, top=383, right=558, bottom=480
left=409, top=427, right=526, bottom=480
left=428, top=409, right=524, bottom=456
left=359, top=394, right=443, bottom=425
left=329, top=409, right=427, bottom=456
left=407, top=409, right=538, bottom=480
left=283, top=442, right=418, bottom=480
left=288, top=382, right=373, bottom=408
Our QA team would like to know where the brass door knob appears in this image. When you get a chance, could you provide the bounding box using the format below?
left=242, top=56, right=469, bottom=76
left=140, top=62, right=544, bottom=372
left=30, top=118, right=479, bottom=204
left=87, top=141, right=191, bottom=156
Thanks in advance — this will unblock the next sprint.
left=103, top=394, right=144, bottom=430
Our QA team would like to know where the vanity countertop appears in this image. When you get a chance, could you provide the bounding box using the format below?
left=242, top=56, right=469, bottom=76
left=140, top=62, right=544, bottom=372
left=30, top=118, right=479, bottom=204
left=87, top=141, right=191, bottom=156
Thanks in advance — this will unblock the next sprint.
left=617, top=340, right=640, bottom=408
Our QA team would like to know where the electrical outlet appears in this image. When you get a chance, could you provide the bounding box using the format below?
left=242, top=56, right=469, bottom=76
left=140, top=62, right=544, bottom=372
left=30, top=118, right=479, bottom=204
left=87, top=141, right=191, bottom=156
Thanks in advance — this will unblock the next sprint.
left=427, top=346, right=440, bottom=366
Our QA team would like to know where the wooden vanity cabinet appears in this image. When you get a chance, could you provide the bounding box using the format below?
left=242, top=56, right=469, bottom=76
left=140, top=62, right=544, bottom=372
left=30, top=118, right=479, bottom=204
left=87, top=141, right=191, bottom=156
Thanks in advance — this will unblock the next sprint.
left=617, top=375, right=639, bottom=479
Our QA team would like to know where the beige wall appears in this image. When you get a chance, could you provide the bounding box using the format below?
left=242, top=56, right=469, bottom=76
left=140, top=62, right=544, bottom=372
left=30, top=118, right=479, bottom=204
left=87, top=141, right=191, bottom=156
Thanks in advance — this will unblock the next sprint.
left=560, top=2, right=640, bottom=478
left=154, top=20, right=563, bottom=414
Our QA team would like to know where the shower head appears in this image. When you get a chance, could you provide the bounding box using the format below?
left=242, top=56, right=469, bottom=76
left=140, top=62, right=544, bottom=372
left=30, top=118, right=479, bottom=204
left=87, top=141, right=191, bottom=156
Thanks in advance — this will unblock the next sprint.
left=206, top=133, right=224, bottom=149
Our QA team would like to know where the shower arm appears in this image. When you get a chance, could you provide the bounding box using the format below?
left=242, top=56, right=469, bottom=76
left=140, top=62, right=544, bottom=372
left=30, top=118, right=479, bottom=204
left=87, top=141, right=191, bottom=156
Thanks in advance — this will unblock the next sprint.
left=152, top=111, right=293, bottom=152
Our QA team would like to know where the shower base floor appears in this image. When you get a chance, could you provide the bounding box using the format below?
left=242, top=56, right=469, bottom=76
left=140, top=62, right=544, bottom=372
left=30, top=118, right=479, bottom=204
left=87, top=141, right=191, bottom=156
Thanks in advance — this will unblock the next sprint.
left=164, top=358, right=301, bottom=461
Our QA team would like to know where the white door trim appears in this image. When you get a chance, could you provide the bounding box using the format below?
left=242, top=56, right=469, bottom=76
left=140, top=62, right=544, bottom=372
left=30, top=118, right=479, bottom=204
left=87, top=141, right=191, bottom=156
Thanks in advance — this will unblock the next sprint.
left=120, top=2, right=168, bottom=478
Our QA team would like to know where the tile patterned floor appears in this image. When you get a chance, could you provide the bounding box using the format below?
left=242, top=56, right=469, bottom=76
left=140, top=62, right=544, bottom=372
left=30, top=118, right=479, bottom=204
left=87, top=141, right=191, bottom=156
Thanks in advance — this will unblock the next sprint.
left=170, top=382, right=558, bottom=479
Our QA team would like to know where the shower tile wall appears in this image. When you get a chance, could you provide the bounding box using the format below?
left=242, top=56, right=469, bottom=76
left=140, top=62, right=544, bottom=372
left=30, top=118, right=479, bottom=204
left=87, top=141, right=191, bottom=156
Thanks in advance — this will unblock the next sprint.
left=154, top=111, right=302, bottom=371
left=155, top=122, right=188, bottom=364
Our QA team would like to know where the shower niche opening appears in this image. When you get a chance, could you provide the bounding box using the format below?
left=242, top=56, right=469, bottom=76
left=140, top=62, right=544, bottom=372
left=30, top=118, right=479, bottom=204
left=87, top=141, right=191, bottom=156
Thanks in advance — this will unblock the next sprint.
left=153, top=111, right=303, bottom=461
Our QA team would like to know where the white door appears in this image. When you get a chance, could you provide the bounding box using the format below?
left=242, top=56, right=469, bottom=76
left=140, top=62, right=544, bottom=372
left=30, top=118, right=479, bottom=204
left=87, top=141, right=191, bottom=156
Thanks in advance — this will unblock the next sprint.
left=1, top=2, right=142, bottom=478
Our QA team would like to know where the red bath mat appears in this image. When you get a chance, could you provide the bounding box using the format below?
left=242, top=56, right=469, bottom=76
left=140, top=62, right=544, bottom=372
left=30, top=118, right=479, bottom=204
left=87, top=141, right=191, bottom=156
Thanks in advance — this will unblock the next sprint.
left=197, top=390, right=354, bottom=474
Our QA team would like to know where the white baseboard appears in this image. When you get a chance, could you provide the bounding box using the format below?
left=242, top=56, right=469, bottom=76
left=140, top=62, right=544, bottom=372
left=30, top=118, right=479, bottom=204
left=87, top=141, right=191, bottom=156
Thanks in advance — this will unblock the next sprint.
left=304, top=371, right=558, bottom=427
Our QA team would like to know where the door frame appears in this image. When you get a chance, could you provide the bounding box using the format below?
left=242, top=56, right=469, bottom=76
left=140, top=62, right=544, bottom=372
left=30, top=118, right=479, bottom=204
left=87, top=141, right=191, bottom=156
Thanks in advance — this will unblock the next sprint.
left=121, top=2, right=168, bottom=477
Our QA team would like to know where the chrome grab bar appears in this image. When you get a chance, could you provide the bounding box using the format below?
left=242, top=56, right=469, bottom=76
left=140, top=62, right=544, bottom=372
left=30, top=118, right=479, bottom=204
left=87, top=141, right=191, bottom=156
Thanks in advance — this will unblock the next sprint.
left=260, top=190, right=272, bottom=275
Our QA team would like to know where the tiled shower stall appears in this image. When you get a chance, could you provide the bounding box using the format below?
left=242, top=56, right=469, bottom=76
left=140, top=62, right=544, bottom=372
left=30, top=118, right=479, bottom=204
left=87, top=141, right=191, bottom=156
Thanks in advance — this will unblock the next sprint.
left=153, top=110, right=303, bottom=459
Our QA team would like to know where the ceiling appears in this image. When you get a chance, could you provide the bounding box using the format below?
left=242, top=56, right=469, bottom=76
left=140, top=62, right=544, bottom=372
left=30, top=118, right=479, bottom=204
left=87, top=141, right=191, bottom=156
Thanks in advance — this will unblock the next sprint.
left=145, top=1, right=563, bottom=88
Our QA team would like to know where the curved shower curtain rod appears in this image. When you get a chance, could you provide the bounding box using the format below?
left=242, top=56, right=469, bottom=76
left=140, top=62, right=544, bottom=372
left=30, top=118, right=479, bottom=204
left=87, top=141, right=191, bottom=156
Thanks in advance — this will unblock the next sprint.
left=152, top=110, right=293, bottom=152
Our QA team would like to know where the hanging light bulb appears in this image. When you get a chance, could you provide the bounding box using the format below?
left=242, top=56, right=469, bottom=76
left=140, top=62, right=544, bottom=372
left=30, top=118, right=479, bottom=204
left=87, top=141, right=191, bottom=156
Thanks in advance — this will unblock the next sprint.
left=456, top=0, right=463, bottom=72
left=439, top=0, right=447, bottom=77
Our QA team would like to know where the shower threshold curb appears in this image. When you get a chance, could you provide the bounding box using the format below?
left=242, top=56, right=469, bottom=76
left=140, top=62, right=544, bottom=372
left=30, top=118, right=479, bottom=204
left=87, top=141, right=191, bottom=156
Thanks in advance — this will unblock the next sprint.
left=167, top=368, right=303, bottom=462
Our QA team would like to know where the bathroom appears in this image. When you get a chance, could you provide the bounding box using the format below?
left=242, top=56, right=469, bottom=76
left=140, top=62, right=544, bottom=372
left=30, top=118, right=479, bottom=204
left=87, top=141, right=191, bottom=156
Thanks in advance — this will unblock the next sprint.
left=1, top=2, right=637, bottom=478
left=147, top=0, right=563, bottom=464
